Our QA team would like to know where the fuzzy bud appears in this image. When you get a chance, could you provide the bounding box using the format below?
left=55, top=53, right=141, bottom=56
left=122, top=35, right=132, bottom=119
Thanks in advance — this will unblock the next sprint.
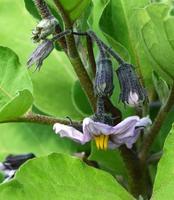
left=32, top=16, right=58, bottom=43
left=94, top=58, right=114, bottom=97
left=27, top=39, right=54, bottom=71
left=116, top=63, right=147, bottom=107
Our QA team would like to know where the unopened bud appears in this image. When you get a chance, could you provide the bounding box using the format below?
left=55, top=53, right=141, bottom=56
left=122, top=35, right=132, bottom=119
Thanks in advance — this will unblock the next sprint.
left=94, top=58, right=114, bottom=97
left=27, top=39, right=54, bottom=71
left=116, top=63, right=147, bottom=107
left=3, top=153, right=35, bottom=169
left=32, top=16, right=58, bottom=43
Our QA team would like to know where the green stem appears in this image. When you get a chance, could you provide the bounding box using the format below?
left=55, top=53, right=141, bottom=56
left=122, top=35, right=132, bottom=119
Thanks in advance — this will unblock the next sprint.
left=53, top=0, right=97, bottom=111
left=119, top=146, right=148, bottom=199
left=139, top=84, right=174, bottom=163
left=86, top=35, right=96, bottom=76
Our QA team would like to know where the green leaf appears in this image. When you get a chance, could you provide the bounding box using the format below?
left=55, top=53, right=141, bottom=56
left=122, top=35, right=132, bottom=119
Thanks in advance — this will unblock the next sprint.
left=0, top=123, right=81, bottom=157
left=89, top=0, right=110, bottom=36
left=24, top=0, right=41, bottom=19
left=151, top=124, right=174, bottom=199
left=152, top=71, right=170, bottom=104
left=137, top=3, right=174, bottom=80
left=0, top=0, right=83, bottom=119
left=45, top=0, right=91, bottom=22
left=0, top=153, right=134, bottom=200
left=0, top=46, right=33, bottom=121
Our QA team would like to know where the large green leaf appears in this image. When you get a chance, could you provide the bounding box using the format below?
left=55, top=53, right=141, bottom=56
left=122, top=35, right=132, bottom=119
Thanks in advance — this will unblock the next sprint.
left=0, top=46, right=33, bottom=121
left=0, top=153, right=134, bottom=200
left=137, top=3, right=174, bottom=80
left=0, top=123, right=81, bottom=158
left=0, top=0, right=83, bottom=119
left=151, top=124, right=174, bottom=199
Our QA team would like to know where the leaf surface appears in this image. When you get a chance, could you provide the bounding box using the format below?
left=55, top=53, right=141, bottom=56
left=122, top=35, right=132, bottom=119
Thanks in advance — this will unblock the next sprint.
left=151, top=125, right=174, bottom=200
left=0, top=153, right=134, bottom=200
left=0, top=47, right=33, bottom=121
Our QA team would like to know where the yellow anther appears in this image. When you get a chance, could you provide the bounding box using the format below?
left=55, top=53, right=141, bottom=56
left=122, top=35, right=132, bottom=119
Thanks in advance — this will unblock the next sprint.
left=103, top=135, right=109, bottom=150
left=94, top=136, right=100, bottom=149
left=99, top=135, right=105, bottom=149
left=94, top=135, right=109, bottom=150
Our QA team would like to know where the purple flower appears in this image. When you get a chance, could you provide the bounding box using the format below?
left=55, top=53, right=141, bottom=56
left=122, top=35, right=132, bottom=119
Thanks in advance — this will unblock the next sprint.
left=53, top=116, right=152, bottom=150
left=0, top=153, right=35, bottom=182
left=27, top=39, right=54, bottom=71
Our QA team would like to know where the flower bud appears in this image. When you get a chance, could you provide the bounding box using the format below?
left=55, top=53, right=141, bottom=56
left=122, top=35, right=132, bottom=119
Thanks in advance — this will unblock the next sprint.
left=27, top=39, right=54, bottom=71
left=32, top=16, right=58, bottom=43
left=116, top=63, right=147, bottom=107
left=3, top=153, right=35, bottom=169
left=94, top=58, right=114, bottom=97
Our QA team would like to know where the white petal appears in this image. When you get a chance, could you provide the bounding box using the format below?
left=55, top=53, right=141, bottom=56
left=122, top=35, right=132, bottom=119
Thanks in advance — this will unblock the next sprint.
left=135, top=116, right=152, bottom=128
left=53, top=123, right=91, bottom=144
left=110, top=116, right=152, bottom=149
left=111, top=116, right=140, bottom=135
left=127, top=91, right=139, bottom=107
left=83, top=117, right=113, bottom=136
left=0, top=163, right=5, bottom=170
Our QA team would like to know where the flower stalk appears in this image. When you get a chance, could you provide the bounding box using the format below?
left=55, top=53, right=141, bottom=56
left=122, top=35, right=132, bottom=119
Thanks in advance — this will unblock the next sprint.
left=33, top=0, right=52, bottom=19
left=0, top=112, right=81, bottom=129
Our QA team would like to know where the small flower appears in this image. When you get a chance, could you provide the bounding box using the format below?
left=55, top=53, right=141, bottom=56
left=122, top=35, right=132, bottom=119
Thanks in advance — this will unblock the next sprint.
left=27, top=39, right=54, bottom=71
left=94, top=57, right=114, bottom=97
left=116, top=63, right=147, bottom=107
left=32, top=16, right=58, bottom=43
left=53, top=116, right=152, bottom=150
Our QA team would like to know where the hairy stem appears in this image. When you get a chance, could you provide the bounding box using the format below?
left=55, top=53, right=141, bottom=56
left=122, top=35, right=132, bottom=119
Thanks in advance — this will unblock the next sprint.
left=33, top=0, right=52, bottom=18
left=87, top=31, right=106, bottom=58
left=86, top=35, right=96, bottom=76
left=53, top=0, right=97, bottom=111
left=0, top=113, right=81, bottom=128
left=139, top=84, right=174, bottom=163
left=73, top=31, right=125, bottom=64
left=120, top=146, right=148, bottom=198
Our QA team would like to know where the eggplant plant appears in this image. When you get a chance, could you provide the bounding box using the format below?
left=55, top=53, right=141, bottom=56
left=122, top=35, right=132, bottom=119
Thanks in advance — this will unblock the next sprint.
left=0, top=0, right=173, bottom=199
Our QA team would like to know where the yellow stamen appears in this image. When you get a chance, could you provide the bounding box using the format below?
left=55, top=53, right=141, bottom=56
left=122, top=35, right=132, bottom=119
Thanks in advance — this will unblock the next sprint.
left=103, top=135, right=109, bottom=150
left=94, top=135, right=109, bottom=150
left=94, top=136, right=100, bottom=149
left=99, top=135, right=105, bottom=149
